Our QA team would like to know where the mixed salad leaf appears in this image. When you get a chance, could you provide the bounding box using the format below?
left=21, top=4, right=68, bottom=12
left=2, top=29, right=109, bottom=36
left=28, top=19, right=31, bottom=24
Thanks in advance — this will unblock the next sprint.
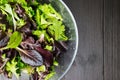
left=0, top=0, right=68, bottom=80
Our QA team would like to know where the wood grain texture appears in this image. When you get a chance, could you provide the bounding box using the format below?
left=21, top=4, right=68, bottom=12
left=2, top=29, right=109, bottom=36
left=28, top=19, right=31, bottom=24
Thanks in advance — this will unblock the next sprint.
left=63, top=0, right=104, bottom=80
left=63, top=0, right=120, bottom=80
left=104, top=0, right=120, bottom=80
left=103, top=0, right=114, bottom=80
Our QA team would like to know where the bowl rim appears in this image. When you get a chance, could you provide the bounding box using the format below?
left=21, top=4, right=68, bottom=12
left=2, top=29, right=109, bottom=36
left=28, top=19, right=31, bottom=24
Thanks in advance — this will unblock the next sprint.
left=58, top=0, right=79, bottom=80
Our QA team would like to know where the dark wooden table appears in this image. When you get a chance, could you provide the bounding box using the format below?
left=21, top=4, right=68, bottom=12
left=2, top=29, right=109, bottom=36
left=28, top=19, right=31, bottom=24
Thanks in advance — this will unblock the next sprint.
left=63, top=0, right=120, bottom=80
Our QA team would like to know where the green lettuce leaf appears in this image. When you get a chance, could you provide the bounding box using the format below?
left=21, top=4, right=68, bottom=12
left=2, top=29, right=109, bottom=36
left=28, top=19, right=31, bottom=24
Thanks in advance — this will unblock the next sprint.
left=33, top=30, right=54, bottom=43
left=47, top=18, right=68, bottom=41
left=34, top=4, right=68, bottom=41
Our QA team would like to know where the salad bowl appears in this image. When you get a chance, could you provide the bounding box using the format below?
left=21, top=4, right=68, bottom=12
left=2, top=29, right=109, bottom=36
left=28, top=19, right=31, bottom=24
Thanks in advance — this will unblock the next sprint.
left=0, top=0, right=78, bottom=80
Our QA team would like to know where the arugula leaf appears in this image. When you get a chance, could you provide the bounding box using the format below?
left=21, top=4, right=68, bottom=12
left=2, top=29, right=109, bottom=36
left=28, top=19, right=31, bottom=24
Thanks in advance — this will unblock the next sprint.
left=45, top=45, right=53, bottom=51
left=45, top=71, right=56, bottom=80
left=1, top=31, right=22, bottom=50
left=7, top=31, right=22, bottom=48
left=16, top=19, right=26, bottom=28
left=0, top=23, right=6, bottom=31
left=0, top=4, right=17, bottom=30
left=53, top=60, right=59, bottom=66
left=36, top=65, right=46, bottom=73
left=5, top=58, right=19, bottom=79
left=21, top=65, right=34, bottom=75
left=1, top=54, right=6, bottom=60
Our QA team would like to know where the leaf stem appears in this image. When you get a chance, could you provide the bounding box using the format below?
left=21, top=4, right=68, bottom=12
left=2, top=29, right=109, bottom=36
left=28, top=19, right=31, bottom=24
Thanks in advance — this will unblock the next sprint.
left=16, top=47, right=34, bottom=59
left=16, top=47, right=26, bottom=54
left=0, top=58, right=9, bottom=70
left=0, top=47, right=8, bottom=51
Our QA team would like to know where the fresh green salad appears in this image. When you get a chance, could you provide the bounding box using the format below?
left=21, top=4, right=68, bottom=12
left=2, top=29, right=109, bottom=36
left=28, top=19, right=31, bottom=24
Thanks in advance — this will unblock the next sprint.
left=0, top=0, right=68, bottom=80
